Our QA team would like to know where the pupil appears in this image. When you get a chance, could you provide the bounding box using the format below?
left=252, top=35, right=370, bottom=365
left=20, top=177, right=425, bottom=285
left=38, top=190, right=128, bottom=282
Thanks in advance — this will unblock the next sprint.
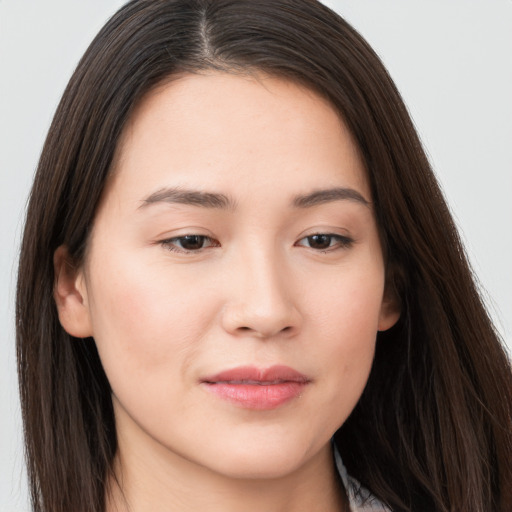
left=181, top=235, right=204, bottom=250
left=309, top=234, right=331, bottom=249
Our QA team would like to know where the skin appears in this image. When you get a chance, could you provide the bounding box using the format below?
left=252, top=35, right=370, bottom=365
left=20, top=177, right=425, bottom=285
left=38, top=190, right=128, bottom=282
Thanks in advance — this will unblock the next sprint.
left=54, top=72, right=399, bottom=512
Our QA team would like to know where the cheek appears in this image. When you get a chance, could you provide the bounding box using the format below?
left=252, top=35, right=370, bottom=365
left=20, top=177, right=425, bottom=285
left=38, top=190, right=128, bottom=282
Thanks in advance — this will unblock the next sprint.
left=309, top=259, right=385, bottom=342
left=84, top=255, right=217, bottom=389
left=305, top=264, right=384, bottom=418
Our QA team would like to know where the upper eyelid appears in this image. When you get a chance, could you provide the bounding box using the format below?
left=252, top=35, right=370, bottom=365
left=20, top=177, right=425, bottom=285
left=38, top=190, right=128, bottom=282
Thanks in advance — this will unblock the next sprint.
left=157, top=231, right=354, bottom=249
left=296, top=232, right=353, bottom=242
left=299, top=231, right=351, bottom=238
left=157, top=231, right=216, bottom=243
left=158, top=232, right=353, bottom=241
left=296, top=233, right=353, bottom=245
left=159, top=234, right=220, bottom=252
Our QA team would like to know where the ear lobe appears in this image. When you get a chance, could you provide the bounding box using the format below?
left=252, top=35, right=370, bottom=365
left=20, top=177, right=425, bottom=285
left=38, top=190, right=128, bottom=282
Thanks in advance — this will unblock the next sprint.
left=53, top=245, right=93, bottom=338
left=377, top=293, right=400, bottom=332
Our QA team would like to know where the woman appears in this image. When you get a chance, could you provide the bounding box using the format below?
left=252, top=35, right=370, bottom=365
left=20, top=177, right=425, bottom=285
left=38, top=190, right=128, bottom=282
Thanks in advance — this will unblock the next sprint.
left=16, top=1, right=512, bottom=511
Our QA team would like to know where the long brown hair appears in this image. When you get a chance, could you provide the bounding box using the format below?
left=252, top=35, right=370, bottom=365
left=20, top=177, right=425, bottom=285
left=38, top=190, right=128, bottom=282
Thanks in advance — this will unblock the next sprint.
left=16, top=1, right=512, bottom=511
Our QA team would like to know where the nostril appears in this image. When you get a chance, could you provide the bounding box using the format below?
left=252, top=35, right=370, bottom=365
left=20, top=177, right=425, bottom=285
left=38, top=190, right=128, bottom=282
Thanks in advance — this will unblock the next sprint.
left=235, top=325, right=293, bottom=336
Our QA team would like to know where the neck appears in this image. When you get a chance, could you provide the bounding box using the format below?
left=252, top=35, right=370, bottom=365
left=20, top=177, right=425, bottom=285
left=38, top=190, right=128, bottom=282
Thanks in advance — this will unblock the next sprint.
left=105, top=435, right=347, bottom=512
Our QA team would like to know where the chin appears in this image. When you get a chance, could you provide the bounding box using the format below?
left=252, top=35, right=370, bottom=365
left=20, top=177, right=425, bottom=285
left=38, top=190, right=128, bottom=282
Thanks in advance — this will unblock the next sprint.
left=194, top=430, right=325, bottom=480
left=212, top=454, right=306, bottom=480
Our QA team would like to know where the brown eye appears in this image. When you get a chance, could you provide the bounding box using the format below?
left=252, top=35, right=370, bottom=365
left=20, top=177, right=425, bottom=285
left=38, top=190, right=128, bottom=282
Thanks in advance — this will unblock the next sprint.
left=178, top=235, right=207, bottom=250
left=307, top=234, right=333, bottom=250
left=161, top=235, right=219, bottom=253
left=296, top=233, right=353, bottom=251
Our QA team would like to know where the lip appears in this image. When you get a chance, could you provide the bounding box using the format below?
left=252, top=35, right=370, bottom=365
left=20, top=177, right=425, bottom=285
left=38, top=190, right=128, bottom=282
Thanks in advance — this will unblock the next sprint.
left=200, top=365, right=310, bottom=410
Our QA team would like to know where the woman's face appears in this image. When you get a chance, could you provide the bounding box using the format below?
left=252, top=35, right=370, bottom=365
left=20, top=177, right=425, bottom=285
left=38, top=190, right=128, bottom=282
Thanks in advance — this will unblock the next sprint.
left=56, top=73, right=398, bottom=480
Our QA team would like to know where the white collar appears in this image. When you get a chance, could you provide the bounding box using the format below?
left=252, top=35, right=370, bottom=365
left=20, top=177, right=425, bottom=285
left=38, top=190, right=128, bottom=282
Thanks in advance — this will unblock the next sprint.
left=333, top=443, right=391, bottom=512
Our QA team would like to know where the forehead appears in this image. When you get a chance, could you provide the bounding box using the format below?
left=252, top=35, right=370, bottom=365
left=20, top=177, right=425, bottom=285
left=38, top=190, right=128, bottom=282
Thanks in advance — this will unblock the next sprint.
left=108, top=72, right=369, bottom=207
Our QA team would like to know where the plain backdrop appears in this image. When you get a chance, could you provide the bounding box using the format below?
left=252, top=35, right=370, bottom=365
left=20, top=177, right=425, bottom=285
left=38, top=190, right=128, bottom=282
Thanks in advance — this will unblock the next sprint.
left=1, top=1, right=510, bottom=510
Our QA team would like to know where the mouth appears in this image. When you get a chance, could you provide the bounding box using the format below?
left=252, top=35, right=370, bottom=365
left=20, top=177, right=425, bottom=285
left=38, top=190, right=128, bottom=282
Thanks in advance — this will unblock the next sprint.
left=200, top=365, right=310, bottom=410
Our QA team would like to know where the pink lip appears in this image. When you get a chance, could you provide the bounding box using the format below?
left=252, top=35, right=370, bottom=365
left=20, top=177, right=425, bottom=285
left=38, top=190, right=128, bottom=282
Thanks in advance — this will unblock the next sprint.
left=201, top=365, right=310, bottom=410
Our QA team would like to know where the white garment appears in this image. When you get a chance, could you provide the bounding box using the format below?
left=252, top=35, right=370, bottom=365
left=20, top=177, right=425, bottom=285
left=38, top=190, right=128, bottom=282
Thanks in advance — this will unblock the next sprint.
left=334, top=444, right=391, bottom=512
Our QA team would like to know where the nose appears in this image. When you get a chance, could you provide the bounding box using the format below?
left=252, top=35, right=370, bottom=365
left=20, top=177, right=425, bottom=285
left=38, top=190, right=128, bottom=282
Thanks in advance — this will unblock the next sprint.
left=221, top=248, right=302, bottom=339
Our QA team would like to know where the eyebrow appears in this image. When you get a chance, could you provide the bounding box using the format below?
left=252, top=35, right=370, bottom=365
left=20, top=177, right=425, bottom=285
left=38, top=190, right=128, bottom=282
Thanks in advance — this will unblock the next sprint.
left=139, top=185, right=370, bottom=211
left=292, top=187, right=370, bottom=208
left=140, top=187, right=235, bottom=210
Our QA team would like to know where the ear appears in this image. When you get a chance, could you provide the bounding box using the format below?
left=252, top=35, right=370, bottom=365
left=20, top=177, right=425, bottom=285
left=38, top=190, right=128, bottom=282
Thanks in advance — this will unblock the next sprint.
left=377, top=290, right=400, bottom=332
left=53, top=245, right=93, bottom=338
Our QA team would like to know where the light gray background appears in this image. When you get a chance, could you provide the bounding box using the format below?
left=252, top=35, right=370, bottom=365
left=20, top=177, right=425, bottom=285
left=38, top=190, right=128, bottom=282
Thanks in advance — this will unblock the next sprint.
left=1, top=1, right=510, bottom=510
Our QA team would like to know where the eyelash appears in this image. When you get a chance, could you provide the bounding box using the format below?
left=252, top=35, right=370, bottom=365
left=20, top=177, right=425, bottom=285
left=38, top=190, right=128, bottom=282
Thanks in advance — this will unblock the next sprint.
left=160, top=235, right=219, bottom=253
left=160, top=233, right=353, bottom=254
left=294, top=233, right=354, bottom=252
